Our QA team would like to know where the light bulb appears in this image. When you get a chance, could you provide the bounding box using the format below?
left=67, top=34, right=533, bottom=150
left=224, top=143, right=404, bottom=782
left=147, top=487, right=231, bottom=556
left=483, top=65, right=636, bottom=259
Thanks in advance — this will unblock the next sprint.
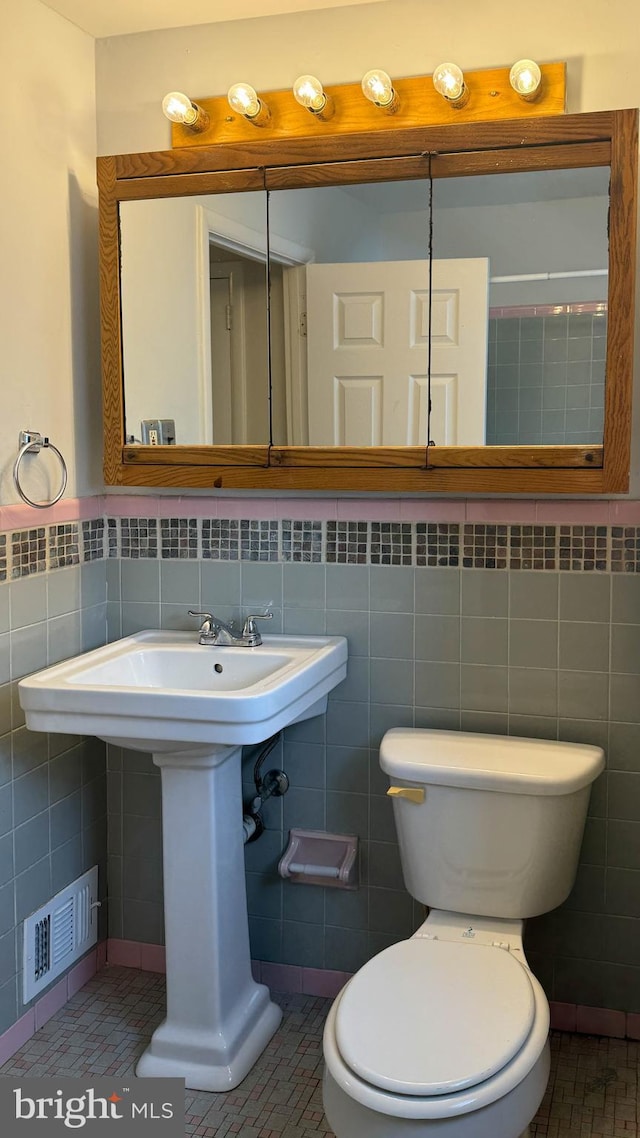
left=510, top=59, right=542, bottom=101
left=162, top=91, right=208, bottom=131
left=361, top=69, right=398, bottom=111
left=433, top=62, right=468, bottom=107
left=293, top=75, right=327, bottom=113
left=227, top=82, right=261, bottom=118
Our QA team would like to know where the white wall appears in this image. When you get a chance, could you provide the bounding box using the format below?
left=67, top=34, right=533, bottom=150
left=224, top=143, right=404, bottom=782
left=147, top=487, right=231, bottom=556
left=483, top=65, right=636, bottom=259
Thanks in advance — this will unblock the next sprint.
left=94, top=0, right=640, bottom=492
left=1, top=0, right=99, bottom=504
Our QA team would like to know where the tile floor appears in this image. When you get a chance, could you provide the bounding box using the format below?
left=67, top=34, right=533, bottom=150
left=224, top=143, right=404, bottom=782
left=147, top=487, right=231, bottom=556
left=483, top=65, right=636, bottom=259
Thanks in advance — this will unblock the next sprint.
left=1, top=965, right=638, bottom=1137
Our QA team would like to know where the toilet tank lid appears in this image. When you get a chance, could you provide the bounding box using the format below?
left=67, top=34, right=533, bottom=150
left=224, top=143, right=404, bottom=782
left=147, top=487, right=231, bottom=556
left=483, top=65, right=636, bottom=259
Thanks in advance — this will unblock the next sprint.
left=380, top=729, right=604, bottom=795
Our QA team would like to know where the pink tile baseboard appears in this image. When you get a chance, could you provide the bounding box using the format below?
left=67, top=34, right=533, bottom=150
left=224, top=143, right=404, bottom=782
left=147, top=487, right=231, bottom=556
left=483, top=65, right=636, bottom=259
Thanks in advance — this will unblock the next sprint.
left=260, top=962, right=303, bottom=994
left=106, top=939, right=142, bottom=968
left=302, top=968, right=353, bottom=998
left=626, top=1012, right=640, bottom=1040
left=108, top=940, right=352, bottom=997
left=140, top=944, right=166, bottom=973
left=0, top=1010, right=35, bottom=1068
left=0, top=943, right=102, bottom=1066
left=549, top=1001, right=577, bottom=1032
left=34, top=978, right=68, bottom=1031
left=575, top=1005, right=627, bottom=1038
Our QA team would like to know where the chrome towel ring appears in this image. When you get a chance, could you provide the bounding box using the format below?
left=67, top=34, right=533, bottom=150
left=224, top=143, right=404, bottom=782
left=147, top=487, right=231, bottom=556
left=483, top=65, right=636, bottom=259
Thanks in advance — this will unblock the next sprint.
left=13, top=429, right=68, bottom=509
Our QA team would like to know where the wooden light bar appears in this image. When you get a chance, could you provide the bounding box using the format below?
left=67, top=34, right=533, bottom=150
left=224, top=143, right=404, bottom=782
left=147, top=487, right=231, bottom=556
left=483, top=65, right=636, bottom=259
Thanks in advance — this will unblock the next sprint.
left=169, top=62, right=566, bottom=148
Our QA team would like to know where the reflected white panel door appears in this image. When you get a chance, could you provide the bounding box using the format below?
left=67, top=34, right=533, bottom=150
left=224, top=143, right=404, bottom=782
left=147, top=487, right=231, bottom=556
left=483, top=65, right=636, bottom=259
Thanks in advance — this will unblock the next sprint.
left=306, top=259, right=489, bottom=445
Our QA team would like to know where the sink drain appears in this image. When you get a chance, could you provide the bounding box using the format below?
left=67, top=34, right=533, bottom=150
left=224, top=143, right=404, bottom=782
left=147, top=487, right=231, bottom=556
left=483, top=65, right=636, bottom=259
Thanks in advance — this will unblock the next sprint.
left=213, top=663, right=223, bottom=673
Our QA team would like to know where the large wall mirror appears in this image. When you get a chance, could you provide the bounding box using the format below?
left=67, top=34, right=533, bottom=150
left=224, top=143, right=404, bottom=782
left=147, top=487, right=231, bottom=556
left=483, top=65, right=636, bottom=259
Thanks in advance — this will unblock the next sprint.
left=99, top=108, right=637, bottom=493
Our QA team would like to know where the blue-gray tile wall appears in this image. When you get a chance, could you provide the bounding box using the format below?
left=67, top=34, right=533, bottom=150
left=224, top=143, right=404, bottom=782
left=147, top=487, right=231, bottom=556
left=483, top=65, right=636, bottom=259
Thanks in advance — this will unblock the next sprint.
left=105, top=546, right=640, bottom=1014
left=6, top=510, right=640, bottom=1030
left=0, top=557, right=108, bottom=1036
left=486, top=311, right=606, bottom=446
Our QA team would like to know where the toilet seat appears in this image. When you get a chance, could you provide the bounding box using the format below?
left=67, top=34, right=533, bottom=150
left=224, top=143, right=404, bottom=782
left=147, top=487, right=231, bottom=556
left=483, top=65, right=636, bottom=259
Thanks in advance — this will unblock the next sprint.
left=324, top=944, right=550, bottom=1120
left=335, top=938, right=535, bottom=1098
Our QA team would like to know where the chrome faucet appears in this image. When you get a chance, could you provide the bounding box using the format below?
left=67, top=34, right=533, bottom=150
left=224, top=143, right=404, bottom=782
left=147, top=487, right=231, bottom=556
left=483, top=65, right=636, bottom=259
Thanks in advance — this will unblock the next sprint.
left=188, top=609, right=272, bottom=647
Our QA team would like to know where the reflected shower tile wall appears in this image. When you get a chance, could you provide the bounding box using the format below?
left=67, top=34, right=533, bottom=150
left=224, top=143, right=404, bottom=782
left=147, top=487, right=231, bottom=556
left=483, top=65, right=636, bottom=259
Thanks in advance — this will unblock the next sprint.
left=487, top=307, right=607, bottom=446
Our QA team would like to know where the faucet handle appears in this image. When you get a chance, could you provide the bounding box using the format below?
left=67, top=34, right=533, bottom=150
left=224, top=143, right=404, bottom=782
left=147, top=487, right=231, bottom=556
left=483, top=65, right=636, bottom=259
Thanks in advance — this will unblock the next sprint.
left=188, top=610, right=217, bottom=632
left=241, top=611, right=273, bottom=644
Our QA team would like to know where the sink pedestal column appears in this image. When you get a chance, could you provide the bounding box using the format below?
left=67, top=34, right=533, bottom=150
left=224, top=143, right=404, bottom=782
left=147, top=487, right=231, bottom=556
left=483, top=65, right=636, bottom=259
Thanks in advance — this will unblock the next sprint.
left=135, top=744, right=282, bottom=1091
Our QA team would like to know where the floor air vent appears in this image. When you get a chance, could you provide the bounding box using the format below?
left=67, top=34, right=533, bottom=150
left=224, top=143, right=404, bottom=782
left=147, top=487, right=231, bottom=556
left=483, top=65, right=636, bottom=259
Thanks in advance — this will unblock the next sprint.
left=23, top=866, right=99, bottom=1004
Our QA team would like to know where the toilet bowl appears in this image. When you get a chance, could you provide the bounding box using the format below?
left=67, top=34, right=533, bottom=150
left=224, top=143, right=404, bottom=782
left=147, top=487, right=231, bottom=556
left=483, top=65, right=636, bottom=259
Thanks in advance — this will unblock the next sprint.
left=323, top=915, right=550, bottom=1138
left=322, top=728, right=604, bottom=1138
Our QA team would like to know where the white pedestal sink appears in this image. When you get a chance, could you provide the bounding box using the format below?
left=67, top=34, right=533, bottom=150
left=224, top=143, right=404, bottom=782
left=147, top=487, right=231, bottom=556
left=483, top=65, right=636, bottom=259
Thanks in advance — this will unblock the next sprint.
left=19, top=630, right=348, bottom=1090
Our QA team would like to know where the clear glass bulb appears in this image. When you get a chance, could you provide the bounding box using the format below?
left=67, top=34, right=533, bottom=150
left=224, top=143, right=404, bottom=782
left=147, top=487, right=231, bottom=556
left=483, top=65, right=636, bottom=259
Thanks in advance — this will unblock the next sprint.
left=162, top=91, right=198, bottom=126
left=433, top=63, right=466, bottom=102
left=361, top=69, right=395, bottom=107
left=293, top=75, right=326, bottom=112
left=510, top=59, right=542, bottom=99
left=227, top=82, right=261, bottom=118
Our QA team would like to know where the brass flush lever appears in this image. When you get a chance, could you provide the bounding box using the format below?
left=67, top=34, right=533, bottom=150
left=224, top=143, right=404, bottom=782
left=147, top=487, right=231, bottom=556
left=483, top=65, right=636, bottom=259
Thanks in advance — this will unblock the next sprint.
left=387, top=786, right=425, bottom=804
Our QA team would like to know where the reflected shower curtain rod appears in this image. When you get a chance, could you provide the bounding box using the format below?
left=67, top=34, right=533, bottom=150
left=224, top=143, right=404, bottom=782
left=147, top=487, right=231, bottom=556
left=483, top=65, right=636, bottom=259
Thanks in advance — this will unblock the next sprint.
left=490, top=268, right=608, bottom=283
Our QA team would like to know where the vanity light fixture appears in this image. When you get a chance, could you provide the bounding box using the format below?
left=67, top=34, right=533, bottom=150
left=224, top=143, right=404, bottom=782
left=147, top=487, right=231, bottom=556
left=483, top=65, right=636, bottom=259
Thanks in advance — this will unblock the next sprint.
left=361, top=69, right=399, bottom=113
left=432, top=62, right=469, bottom=108
left=161, top=91, right=209, bottom=132
left=162, top=63, right=566, bottom=149
left=509, top=59, right=542, bottom=101
left=292, top=75, right=334, bottom=119
left=227, top=82, right=271, bottom=126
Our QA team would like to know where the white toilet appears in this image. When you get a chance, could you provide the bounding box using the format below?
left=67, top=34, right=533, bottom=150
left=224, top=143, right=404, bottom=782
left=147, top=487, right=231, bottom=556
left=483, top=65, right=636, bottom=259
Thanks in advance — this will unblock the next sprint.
left=323, top=727, right=604, bottom=1138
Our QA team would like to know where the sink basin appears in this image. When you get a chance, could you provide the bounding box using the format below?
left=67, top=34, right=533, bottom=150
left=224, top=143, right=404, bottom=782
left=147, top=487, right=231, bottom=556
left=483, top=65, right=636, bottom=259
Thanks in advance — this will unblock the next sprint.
left=19, top=629, right=348, bottom=747
left=18, top=627, right=348, bottom=1093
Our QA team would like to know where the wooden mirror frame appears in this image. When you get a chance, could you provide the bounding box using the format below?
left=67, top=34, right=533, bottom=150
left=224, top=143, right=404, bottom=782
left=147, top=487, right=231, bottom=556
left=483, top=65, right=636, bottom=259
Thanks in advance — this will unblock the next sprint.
left=98, top=108, right=637, bottom=493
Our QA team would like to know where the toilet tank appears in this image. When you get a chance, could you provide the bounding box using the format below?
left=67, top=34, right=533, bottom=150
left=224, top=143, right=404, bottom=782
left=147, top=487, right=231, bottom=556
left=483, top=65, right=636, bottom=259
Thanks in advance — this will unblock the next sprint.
left=380, top=728, right=604, bottom=919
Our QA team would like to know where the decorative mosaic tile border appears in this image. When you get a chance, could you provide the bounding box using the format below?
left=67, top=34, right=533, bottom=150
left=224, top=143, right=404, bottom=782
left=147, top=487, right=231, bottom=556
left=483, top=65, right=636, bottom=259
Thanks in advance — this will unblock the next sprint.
left=99, top=517, right=640, bottom=571
left=3, top=514, right=640, bottom=575
left=8, top=520, right=104, bottom=579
